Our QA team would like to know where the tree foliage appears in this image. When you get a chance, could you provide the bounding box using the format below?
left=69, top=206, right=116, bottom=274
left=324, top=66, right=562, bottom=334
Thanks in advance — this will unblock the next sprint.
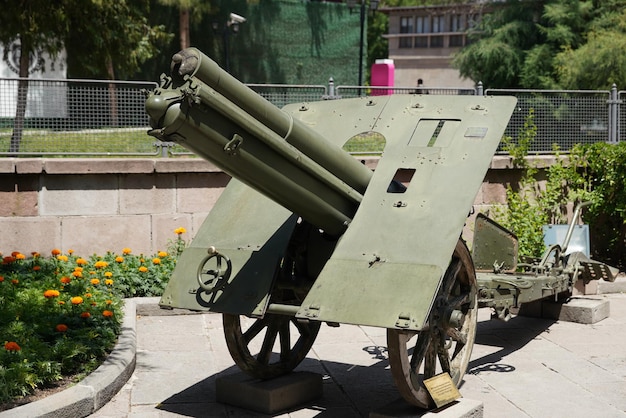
left=454, top=0, right=626, bottom=89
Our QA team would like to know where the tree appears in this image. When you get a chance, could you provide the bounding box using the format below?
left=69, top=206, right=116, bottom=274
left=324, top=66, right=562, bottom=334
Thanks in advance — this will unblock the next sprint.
left=157, top=0, right=213, bottom=51
left=453, top=0, right=626, bottom=90
left=0, top=1, right=68, bottom=153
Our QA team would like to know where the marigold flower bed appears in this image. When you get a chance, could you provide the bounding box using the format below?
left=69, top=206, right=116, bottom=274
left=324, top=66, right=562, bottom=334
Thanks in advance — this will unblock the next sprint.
left=0, top=230, right=186, bottom=406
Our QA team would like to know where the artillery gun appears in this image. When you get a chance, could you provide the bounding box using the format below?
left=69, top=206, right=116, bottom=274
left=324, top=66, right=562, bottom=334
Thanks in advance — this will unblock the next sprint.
left=144, top=48, right=616, bottom=409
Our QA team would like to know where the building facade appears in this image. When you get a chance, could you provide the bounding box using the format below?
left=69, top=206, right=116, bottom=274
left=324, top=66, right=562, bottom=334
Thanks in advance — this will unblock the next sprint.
left=379, top=2, right=492, bottom=89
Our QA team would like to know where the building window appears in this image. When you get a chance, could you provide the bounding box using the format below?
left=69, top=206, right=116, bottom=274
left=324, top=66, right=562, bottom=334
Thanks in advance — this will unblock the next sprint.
left=449, top=34, right=465, bottom=47
left=399, top=16, right=414, bottom=48
left=432, top=15, right=445, bottom=33
left=416, top=16, right=430, bottom=34
left=451, top=14, right=463, bottom=32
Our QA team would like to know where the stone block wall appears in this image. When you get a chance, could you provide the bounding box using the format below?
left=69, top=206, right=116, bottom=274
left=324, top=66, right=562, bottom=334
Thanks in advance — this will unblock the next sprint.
left=0, top=156, right=552, bottom=257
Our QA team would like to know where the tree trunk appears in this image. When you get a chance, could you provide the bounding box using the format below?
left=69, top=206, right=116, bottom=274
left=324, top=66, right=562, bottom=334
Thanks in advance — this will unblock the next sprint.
left=180, top=8, right=191, bottom=50
left=105, top=55, right=119, bottom=128
left=9, top=39, right=31, bottom=154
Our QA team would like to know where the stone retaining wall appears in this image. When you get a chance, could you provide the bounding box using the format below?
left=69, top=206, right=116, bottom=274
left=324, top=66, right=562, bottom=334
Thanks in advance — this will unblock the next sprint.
left=0, top=156, right=556, bottom=256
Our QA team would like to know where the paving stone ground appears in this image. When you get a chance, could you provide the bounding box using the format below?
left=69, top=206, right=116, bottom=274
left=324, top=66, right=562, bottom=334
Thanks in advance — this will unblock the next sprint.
left=91, top=293, right=626, bottom=418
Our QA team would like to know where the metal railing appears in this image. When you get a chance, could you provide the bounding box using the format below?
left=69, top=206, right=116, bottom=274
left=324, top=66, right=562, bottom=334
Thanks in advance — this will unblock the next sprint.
left=0, top=77, right=622, bottom=157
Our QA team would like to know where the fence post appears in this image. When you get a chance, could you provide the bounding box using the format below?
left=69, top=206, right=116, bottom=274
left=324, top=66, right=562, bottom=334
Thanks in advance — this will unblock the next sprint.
left=608, top=84, right=620, bottom=143
left=477, top=81, right=484, bottom=96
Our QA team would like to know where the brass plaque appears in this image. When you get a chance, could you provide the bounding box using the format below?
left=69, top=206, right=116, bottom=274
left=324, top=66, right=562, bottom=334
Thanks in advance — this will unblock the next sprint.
left=423, top=372, right=462, bottom=409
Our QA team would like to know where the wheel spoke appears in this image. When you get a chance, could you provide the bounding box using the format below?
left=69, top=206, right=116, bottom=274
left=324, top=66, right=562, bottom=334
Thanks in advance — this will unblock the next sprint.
left=279, top=319, right=291, bottom=362
left=243, top=317, right=269, bottom=344
left=442, top=258, right=461, bottom=296
left=410, top=330, right=430, bottom=372
left=448, top=293, right=470, bottom=310
left=424, top=339, right=437, bottom=378
left=446, top=327, right=467, bottom=345
left=258, top=320, right=279, bottom=365
left=437, top=334, right=451, bottom=373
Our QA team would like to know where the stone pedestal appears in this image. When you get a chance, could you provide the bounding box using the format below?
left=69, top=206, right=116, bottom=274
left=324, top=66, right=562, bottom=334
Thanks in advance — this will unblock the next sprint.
left=518, top=296, right=610, bottom=324
left=216, top=371, right=322, bottom=414
left=370, top=398, right=483, bottom=418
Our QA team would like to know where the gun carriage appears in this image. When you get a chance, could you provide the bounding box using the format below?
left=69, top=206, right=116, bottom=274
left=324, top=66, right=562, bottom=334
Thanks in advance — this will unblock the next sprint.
left=144, top=48, right=616, bottom=409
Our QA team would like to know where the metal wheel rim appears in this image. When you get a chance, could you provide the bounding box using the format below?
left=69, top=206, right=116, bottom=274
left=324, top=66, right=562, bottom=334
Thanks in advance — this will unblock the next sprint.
left=387, top=239, right=478, bottom=408
left=223, top=313, right=321, bottom=380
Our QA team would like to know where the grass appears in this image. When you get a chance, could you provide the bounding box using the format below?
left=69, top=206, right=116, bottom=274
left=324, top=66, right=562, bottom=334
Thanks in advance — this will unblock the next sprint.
left=0, top=229, right=187, bottom=406
left=0, top=128, right=385, bottom=156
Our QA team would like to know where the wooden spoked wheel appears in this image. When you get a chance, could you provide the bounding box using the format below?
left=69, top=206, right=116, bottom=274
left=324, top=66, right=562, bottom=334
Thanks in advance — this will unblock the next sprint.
left=387, top=239, right=478, bottom=409
left=223, top=312, right=320, bottom=379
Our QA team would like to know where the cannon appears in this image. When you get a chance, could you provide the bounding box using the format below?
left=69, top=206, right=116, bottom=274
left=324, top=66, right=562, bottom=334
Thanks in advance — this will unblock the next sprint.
left=144, top=48, right=614, bottom=409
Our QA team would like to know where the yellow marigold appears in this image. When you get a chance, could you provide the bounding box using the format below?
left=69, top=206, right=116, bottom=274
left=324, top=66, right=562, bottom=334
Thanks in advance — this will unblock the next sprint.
left=72, top=271, right=82, bottom=278
left=57, top=255, right=68, bottom=262
left=138, top=266, right=148, bottom=273
left=158, top=251, right=168, bottom=258
left=68, top=249, right=74, bottom=254
left=74, top=266, right=83, bottom=272
left=51, top=248, right=62, bottom=256
left=85, top=293, right=92, bottom=298
left=115, top=256, right=124, bottom=263
left=31, top=252, right=40, bottom=257
left=174, top=227, right=187, bottom=235
left=94, top=261, right=108, bottom=269
left=15, top=253, right=25, bottom=260
left=105, top=279, right=114, bottom=286
left=58, top=301, right=65, bottom=305
left=76, top=258, right=88, bottom=265
left=152, top=258, right=161, bottom=265
left=102, top=310, right=114, bottom=318
left=4, top=341, right=21, bottom=351
left=122, top=247, right=132, bottom=255
left=91, top=279, right=100, bottom=285
left=104, top=271, right=113, bottom=278
left=55, top=324, right=68, bottom=332
left=44, top=289, right=60, bottom=298
left=80, top=312, right=91, bottom=318
left=71, top=296, right=83, bottom=305
left=105, top=299, right=113, bottom=305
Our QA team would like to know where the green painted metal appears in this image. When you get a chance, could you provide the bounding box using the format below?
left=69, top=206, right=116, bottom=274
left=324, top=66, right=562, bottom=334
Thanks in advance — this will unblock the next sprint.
left=146, top=48, right=517, bottom=330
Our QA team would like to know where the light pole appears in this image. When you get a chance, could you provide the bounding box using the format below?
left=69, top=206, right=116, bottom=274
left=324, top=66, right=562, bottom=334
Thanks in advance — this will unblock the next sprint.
left=349, top=0, right=379, bottom=87
left=212, top=13, right=246, bottom=73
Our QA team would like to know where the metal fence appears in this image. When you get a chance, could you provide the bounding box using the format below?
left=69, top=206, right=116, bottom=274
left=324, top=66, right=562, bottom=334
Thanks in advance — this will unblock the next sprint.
left=0, top=77, right=622, bottom=157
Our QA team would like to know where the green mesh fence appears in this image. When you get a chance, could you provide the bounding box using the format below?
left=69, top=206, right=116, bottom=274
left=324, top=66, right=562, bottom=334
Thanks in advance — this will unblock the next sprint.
left=202, top=0, right=366, bottom=86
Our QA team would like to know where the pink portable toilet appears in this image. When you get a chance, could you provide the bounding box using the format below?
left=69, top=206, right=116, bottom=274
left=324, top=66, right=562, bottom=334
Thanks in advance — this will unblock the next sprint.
left=371, top=59, right=395, bottom=96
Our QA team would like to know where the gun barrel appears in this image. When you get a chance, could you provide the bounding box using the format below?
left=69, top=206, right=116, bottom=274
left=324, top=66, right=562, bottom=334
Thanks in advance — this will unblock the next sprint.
left=146, top=54, right=371, bottom=236
left=170, top=48, right=372, bottom=195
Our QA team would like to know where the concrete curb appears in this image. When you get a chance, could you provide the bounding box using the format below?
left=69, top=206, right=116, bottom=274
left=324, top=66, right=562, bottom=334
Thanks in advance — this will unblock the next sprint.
left=0, top=299, right=138, bottom=418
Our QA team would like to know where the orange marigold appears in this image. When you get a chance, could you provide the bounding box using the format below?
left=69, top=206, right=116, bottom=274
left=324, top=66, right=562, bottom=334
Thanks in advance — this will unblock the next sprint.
left=122, top=247, right=132, bottom=255
left=105, top=279, right=114, bottom=286
left=55, top=324, right=68, bottom=332
left=33, top=265, right=41, bottom=271
left=11, top=279, right=18, bottom=285
left=72, top=271, right=83, bottom=278
left=174, top=227, right=187, bottom=235
left=74, top=266, right=83, bottom=272
left=15, top=253, right=25, bottom=260
left=31, top=252, right=40, bottom=257
left=104, top=271, right=113, bottom=278
left=61, top=276, right=72, bottom=284
left=76, top=258, right=88, bottom=265
left=80, top=312, right=91, bottom=318
left=105, top=299, right=113, bottom=305
left=158, top=251, right=168, bottom=258
left=68, top=249, right=74, bottom=254
left=138, top=266, right=148, bottom=273
left=71, top=296, right=84, bottom=305
left=91, top=279, right=100, bottom=285
left=3, top=256, right=15, bottom=264
left=152, top=258, right=161, bottom=265
left=4, top=341, right=21, bottom=351
left=115, top=256, right=124, bottom=263
left=85, top=293, right=92, bottom=298
left=44, top=289, right=60, bottom=298
left=102, top=310, right=114, bottom=318
left=0, top=276, right=4, bottom=282
left=51, top=248, right=62, bottom=256
left=94, top=261, right=108, bottom=269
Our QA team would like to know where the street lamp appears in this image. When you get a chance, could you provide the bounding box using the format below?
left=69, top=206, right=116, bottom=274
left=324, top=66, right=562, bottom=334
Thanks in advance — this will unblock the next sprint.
left=212, top=12, right=246, bottom=73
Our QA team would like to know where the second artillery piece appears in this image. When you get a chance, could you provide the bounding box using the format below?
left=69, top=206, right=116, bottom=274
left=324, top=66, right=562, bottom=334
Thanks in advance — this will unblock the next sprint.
left=144, top=48, right=615, bottom=409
